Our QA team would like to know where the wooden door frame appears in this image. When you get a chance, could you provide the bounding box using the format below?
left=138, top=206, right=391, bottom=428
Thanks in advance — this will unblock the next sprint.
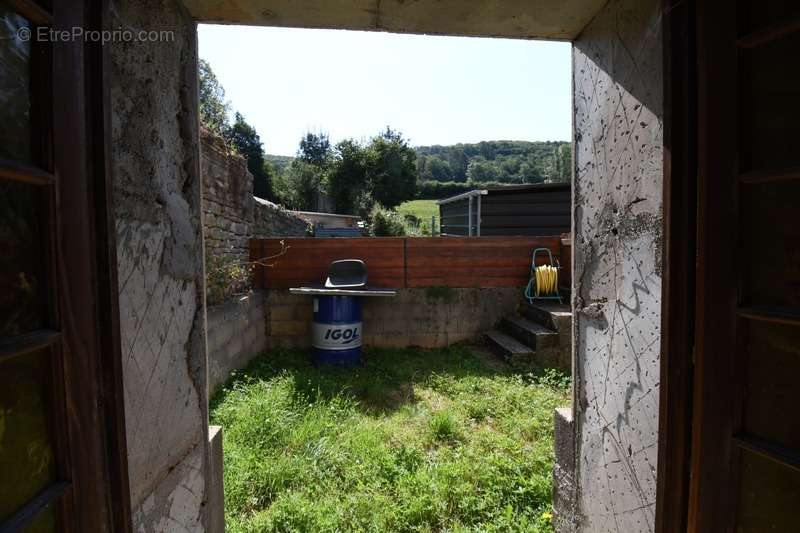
left=655, top=0, right=698, bottom=530
left=685, top=0, right=740, bottom=528
left=50, top=0, right=132, bottom=530
left=655, top=0, right=744, bottom=531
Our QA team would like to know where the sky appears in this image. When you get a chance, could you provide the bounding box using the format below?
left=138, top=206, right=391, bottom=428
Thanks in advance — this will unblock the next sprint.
left=198, top=25, right=572, bottom=157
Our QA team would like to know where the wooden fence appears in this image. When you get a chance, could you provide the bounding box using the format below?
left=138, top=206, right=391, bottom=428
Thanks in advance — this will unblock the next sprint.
left=250, top=235, right=571, bottom=289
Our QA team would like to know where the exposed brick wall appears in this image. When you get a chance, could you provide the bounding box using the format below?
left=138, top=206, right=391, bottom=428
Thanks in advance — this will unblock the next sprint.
left=263, top=287, right=522, bottom=349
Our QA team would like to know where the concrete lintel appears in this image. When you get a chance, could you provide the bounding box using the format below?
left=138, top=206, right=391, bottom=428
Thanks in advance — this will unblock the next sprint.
left=182, top=0, right=608, bottom=41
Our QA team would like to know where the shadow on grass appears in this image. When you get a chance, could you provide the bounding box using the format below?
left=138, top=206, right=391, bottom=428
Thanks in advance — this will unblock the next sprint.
left=211, top=344, right=533, bottom=416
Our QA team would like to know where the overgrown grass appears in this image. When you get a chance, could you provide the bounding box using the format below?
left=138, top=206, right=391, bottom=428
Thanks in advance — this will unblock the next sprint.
left=397, top=199, right=439, bottom=222
left=211, top=346, right=570, bottom=532
left=396, top=199, right=439, bottom=235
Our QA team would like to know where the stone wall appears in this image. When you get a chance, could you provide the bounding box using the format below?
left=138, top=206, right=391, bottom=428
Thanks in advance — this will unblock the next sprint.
left=263, top=287, right=521, bottom=349
left=109, top=1, right=208, bottom=530
left=200, top=128, right=307, bottom=267
left=201, top=127, right=254, bottom=263
left=563, top=0, right=664, bottom=531
left=206, top=291, right=267, bottom=394
left=253, top=197, right=310, bottom=238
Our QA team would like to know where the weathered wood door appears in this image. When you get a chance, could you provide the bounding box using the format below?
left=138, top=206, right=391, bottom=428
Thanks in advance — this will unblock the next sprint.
left=688, top=0, right=800, bottom=530
left=0, top=0, right=129, bottom=531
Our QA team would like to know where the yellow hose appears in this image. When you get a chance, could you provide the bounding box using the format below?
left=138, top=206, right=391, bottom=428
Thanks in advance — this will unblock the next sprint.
left=535, top=265, right=558, bottom=296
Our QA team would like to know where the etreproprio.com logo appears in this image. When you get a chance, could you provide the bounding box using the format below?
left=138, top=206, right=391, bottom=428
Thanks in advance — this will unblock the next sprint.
left=11, top=26, right=175, bottom=44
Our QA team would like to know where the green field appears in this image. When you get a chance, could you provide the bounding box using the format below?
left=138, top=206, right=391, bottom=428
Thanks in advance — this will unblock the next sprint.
left=396, top=199, right=438, bottom=223
left=212, top=347, right=569, bottom=532
left=396, top=200, right=439, bottom=235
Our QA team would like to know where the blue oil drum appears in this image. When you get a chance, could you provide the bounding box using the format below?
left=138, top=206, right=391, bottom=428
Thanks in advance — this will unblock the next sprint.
left=311, top=295, right=362, bottom=366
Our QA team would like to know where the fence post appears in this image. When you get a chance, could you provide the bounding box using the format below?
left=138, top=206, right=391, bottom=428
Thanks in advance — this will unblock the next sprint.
left=468, top=195, right=473, bottom=237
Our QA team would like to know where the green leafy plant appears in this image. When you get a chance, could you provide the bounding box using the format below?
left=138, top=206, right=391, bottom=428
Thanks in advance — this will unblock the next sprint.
left=369, top=203, right=407, bottom=236
left=205, top=249, right=253, bottom=306
left=427, top=410, right=462, bottom=442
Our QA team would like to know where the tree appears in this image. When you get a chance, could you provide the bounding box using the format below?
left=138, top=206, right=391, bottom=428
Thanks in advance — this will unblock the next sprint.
left=365, top=128, right=418, bottom=208
left=546, top=144, right=572, bottom=183
left=414, top=141, right=570, bottom=185
left=198, top=59, right=230, bottom=135
left=284, top=160, right=323, bottom=211
left=228, top=112, right=274, bottom=200
left=297, top=132, right=332, bottom=168
left=326, top=139, right=369, bottom=215
left=466, top=157, right=500, bottom=183
left=421, top=157, right=453, bottom=182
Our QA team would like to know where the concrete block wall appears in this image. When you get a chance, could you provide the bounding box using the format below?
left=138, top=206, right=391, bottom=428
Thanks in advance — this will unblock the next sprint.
left=206, top=292, right=267, bottom=394
left=263, top=287, right=522, bottom=349
left=553, top=407, right=578, bottom=532
left=566, top=0, right=665, bottom=531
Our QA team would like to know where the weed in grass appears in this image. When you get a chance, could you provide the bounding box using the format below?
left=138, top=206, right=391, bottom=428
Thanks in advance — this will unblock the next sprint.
left=211, top=346, right=570, bottom=532
left=427, top=410, right=462, bottom=443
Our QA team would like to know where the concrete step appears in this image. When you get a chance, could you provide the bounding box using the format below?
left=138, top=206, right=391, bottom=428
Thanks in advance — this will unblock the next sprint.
left=501, top=315, right=559, bottom=351
left=485, top=329, right=534, bottom=363
left=521, top=301, right=572, bottom=334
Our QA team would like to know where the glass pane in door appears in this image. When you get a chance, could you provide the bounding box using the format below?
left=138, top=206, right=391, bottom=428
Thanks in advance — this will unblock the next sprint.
left=736, top=450, right=800, bottom=532
left=742, top=321, right=800, bottom=449
left=0, top=7, right=31, bottom=163
left=0, top=348, right=57, bottom=522
left=0, top=180, right=46, bottom=337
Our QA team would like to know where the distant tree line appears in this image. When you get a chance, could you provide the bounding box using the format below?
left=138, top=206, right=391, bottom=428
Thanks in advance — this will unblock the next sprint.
left=417, top=140, right=569, bottom=184
left=199, top=59, right=572, bottom=215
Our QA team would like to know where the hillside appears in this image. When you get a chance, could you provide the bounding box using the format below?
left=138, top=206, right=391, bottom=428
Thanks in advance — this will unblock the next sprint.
left=267, top=140, right=568, bottom=183
left=265, top=139, right=571, bottom=202
left=416, top=140, right=569, bottom=185
left=265, top=154, right=294, bottom=173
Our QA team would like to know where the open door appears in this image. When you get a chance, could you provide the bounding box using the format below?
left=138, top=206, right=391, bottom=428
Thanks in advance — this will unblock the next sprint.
left=687, top=0, right=800, bottom=530
left=0, top=0, right=130, bottom=531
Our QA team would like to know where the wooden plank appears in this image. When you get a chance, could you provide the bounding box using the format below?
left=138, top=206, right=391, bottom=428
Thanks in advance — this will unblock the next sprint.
left=655, top=1, right=697, bottom=529
left=254, top=236, right=568, bottom=290
left=687, top=1, right=741, bottom=530
left=407, top=236, right=560, bottom=288
left=254, top=237, right=406, bottom=289
left=408, top=236, right=560, bottom=247
left=408, top=276, right=527, bottom=288
left=406, top=257, right=551, bottom=268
